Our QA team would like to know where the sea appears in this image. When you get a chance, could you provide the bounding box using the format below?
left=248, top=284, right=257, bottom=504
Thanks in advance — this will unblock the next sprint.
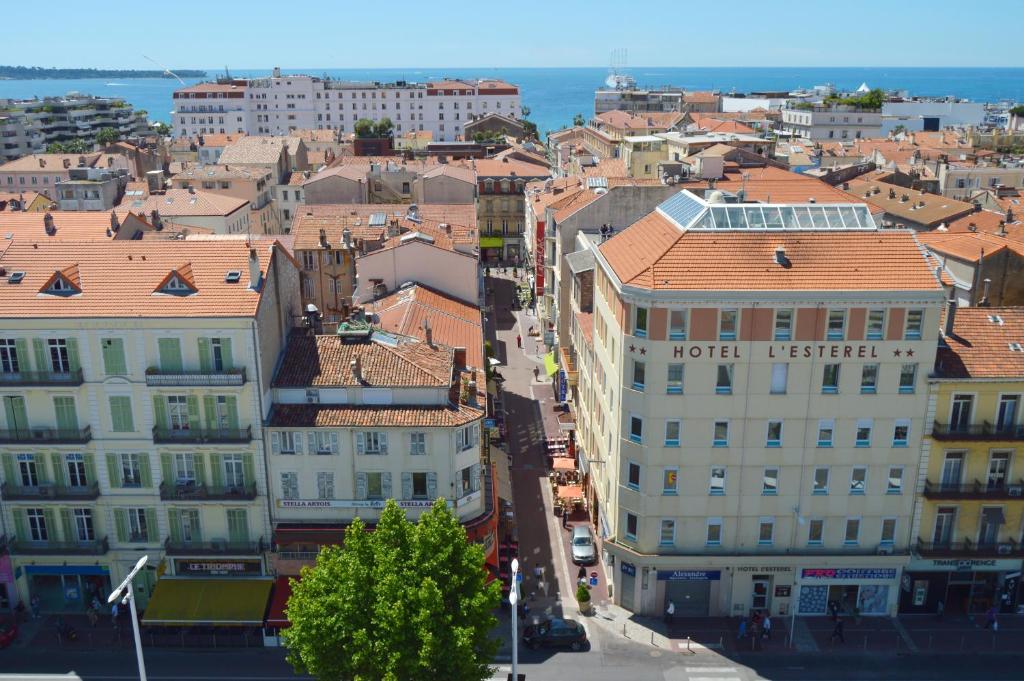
left=2, top=67, right=1024, bottom=137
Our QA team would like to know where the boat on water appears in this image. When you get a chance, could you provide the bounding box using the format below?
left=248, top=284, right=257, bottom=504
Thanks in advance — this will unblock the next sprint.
left=604, top=72, right=636, bottom=90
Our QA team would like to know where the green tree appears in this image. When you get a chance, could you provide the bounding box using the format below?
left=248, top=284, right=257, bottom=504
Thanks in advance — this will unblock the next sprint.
left=522, top=120, right=539, bottom=140
left=46, top=138, right=89, bottom=153
left=374, top=117, right=394, bottom=138
left=572, top=113, right=586, bottom=127
left=520, top=106, right=531, bottom=118
left=96, top=127, right=121, bottom=146
left=354, top=118, right=376, bottom=138
left=891, top=124, right=907, bottom=136
left=152, top=122, right=171, bottom=136
left=283, top=499, right=500, bottom=681
left=1010, top=105, right=1024, bottom=117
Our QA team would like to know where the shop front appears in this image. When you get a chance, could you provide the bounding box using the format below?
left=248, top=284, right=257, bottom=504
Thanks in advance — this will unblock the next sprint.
left=795, top=567, right=900, bottom=617
left=142, top=576, right=273, bottom=646
left=480, top=236, right=504, bottom=263
left=898, top=557, right=1023, bottom=615
left=22, top=564, right=111, bottom=614
left=263, top=575, right=295, bottom=647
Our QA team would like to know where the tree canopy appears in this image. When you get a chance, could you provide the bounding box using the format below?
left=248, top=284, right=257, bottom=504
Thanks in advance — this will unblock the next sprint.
left=46, top=138, right=89, bottom=154
left=572, top=113, right=586, bottom=127
left=96, top=127, right=121, bottom=146
left=283, top=499, right=500, bottom=681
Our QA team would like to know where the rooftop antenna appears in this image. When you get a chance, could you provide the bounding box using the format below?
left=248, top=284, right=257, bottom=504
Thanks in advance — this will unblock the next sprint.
left=142, top=55, right=186, bottom=86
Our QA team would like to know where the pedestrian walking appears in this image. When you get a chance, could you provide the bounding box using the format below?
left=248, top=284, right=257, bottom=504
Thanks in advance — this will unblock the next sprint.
left=29, top=594, right=40, bottom=619
left=516, top=334, right=522, bottom=348
left=577, top=564, right=587, bottom=585
left=737, top=618, right=748, bottom=640
left=984, top=605, right=998, bottom=630
left=111, top=601, right=119, bottom=628
left=664, top=600, right=675, bottom=627
left=561, top=508, right=570, bottom=528
left=762, top=613, right=772, bottom=640
left=936, top=599, right=944, bottom=621
left=828, top=599, right=840, bottom=622
left=87, top=607, right=98, bottom=627
left=830, top=617, right=845, bottom=644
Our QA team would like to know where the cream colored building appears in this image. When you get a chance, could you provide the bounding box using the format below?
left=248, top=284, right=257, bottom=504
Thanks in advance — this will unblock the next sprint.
left=0, top=239, right=298, bottom=612
left=574, top=191, right=945, bottom=618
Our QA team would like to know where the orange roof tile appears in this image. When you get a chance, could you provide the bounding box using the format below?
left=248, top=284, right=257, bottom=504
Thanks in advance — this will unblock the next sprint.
left=268, top=402, right=482, bottom=428
left=369, top=285, right=483, bottom=367
left=937, top=307, right=1024, bottom=378
left=847, top=179, right=975, bottom=227
left=595, top=110, right=686, bottom=131
left=575, top=311, right=594, bottom=347
left=473, top=157, right=550, bottom=179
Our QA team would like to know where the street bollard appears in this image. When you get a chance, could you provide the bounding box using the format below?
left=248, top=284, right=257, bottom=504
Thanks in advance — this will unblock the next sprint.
left=651, top=630, right=655, bottom=645
left=686, top=636, right=692, bottom=653
left=928, top=634, right=933, bottom=651
left=623, top=623, right=627, bottom=638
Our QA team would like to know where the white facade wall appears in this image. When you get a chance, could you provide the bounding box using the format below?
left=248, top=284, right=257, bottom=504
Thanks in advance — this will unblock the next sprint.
left=780, top=109, right=883, bottom=141
left=880, top=102, right=985, bottom=135
left=353, top=240, right=479, bottom=304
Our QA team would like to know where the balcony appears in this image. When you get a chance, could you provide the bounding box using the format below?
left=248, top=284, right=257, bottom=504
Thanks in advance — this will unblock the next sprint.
left=11, top=536, right=109, bottom=556
left=923, top=479, right=1024, bottom=500
left=0, top=425, right=92, bottom=444
left=163, top=536, right=265, bottom=556
left=159, top=481, right=257, bottom=501
left=916, top=538, right=1024, bottom=558
left=607, top=539, right=907, bottom=557
left=145, top=367, right=246, bottom=387
left=931, top=421, right=1024, bottom=441
left=0, top=368, right=84, bottom=387
left=152, top=425, right=252, bottom=445
left=558, top=346, right=578, bottom=387
left=2, top=481, right=99, bottom=501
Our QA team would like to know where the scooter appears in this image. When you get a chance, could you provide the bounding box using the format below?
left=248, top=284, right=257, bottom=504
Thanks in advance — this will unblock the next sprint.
left=55, top=617, right=78, bottom=642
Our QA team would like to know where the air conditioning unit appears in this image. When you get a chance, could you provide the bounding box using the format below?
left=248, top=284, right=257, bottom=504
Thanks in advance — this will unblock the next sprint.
left=877, top=546, right=894, bottom=556
left=1009, top=485, right=1023, bottom=497
left=998, top=544, right=1013, bottom=555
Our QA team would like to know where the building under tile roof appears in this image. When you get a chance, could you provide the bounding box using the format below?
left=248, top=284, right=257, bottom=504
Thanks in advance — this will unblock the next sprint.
left=936, top=307, right=1024, bottom=379
left=369, top=285, right=483, bottom=367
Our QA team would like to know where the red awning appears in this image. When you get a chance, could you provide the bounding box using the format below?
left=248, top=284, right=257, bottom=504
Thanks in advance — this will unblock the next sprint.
left=273, top=525, right=345, bottom=546
left=266, top=576, right=295, bottom=628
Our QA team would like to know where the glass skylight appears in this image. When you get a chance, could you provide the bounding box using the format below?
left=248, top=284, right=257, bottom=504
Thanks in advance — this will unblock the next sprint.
left=659, top=190, right=876, bottom=231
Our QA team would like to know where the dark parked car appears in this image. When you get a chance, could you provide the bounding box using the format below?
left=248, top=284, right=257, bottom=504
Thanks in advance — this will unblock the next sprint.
left=0, top=619, right=17, bottom=649
left=522, top=617, right=587, bottom=651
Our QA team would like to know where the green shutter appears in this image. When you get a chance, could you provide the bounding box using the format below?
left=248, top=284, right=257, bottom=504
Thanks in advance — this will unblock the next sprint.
left=43, top=508, right=57, bottom=541
left=198, top=337, right=212, bottom=372
left=225, top=396, right=239, bottom=430
left=84, top=453, right=96, bottom=486
left=66, top=338, right=80, bottom=372
left=2, top=452, right=15, bottom=485
left=7, top=396, right=27, bottom=431
left=189, top=510, right=202, bottom=542
left=152, top=396, right=167, bottom=430
left=186, top=396, right=200, bottom=429
left=102, top=338, right=127, bottom=375
left=50, top=452, right=66, bottom=487
left=227, top=509, right=249, bottom=544
left=60, top=508, right=73, bottom=543
left=13, top=509, right=27, bottom=540
left=54, top=396, right=78, bottom=432
left=158, top=338, right=182, bottom=372
left=14, top=339, right=28, bottom=373
left=168, top=509, right=181, bottom=543
left=242, top=453, right=255, bottom=488
left=114, top=509, right=128, bottom=543
left=194, top=454, right=206, bottom=486
left=32, top=338, right=47, bottom=372
left=139, top=455, right=152, bottom=488
left=110, top=396, right=134, bottom=432
left=144, top=508, right=157, bottom=543
left=209, top=454, right=223, bottom=488
left=221, top=338, right=233, bottom=372
left=106, top=453, right=122, bottom=488
left=34, top=454, right=48, bottom=484
left=203, top=396, right=216, bottom=429
left=161, top=453, right=173, bottom=486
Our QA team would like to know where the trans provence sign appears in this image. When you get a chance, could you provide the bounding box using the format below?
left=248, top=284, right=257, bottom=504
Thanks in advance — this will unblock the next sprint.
left=535, top=220, right=545, bottom=297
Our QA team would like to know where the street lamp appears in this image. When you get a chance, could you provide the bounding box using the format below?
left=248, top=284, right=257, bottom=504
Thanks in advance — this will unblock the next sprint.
left=509, top=558, right=520, bottom=681
left=109, top=555, right=149, bottom=681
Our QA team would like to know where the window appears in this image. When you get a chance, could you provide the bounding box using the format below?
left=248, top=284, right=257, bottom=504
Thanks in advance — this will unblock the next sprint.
left=317, top=472, right=335, bottom=499
left=663, top=468, right=678, bottom=495
left=281, top=472, right=298, bottom=499
left=893, top=420, right=910, bottom=447
left=822, top=364, right=840, bottom=393
left=629, top=416, right=643, bottom=444
left=817, top=420, right=834, bottom=447
left=174, top=453, right=196, bottom=484
left=766, top=420, right=783, bottom=447
left=774, top=309, right=793, bottom=340
left=166, top=395, right=191, bottom=431
left=455, top=424, right=476, bottom=451
left=813, top=468, right=830, bottom=494
left=860, top=364, right=878, bottom=394
left=762, top=467, right=779, bottom=495
left=905, top=309, right=924, bottom=340
left=632, top=360, right=646, bottom=391
left=625, top=512, right=638, bottom=541
left=121, top=454, right=143, bottom=487
left=659, top=519, right=675, bottom=546
left=880, top=518, right=897, bottom=545
left=27, top=508, right=47, bottom=541
left=758, top=517, right=775, bottom=545
left=713, top=420, right=729, bottom=447
left=719, top=309, right=737, bottom=340
left=410, top=432, right=426, bottom=455
left=366, top=472, right=384, bottom=500
left=867, top=309, right=885, bottom=339
left=666, top=364, right=684, bottom=394
left=411, top=472, right=429, bottom=499
left=223, top=454, right=244, bottom=487
left=716, top=364, right=733, bottom=394
left=109, top=396, right=134, bottom=432
left=101, top=338, right=127, bottom=375
left=48, top=338, right=70, bottom=373
left=669, top=310, right=687, bottom=340
left=850, top=467, right=867, bottom=494
left=128, top=508, right=149, bottom=542
left=0, top=339, right=20, bottom=373
left=65, top=453, right=86, bottom=487
left=770, top=363, right=788, bottom=394
left=359, top=431, right=388, bottom=454
left=899, top=364, right=917, bottom=394
left=827, top=309, right=846, bottom=340
left=278, top=432, right=299, bottom=454
left=665, top=420, right=681, bottom=447
left=887, top=467, right=904, bottom=494
left=844, top=518, right=861, bottom=545
left=706, top=518, right=722, bottom=545
left=997, top=395, right=1020, bottom=432
left=807, top=519, right=824, bottom=545
left=709, top=466, right=726, bottom=495
left=627, top=462, right=640, bottom=490
left=74, top=508, right=94, bottom=542
left=856, top=419, right=872, bottom=447
left=633, top=307, right=648, bottom=338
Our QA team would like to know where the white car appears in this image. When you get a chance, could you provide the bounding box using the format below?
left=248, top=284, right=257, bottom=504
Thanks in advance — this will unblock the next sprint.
left=571, top=525, right=596, bottom=565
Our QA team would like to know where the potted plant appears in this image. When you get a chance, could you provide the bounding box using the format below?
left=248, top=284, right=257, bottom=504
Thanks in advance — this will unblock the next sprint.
left=576, top=583, right=592, bottom=616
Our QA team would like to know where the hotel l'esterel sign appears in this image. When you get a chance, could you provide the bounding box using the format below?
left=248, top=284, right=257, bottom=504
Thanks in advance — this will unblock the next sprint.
left=627, top=343, right=917, bottom=361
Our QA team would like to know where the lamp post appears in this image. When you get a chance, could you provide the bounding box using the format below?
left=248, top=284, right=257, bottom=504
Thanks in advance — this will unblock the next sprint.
left=509, top=558, right=520, bottom=681
left=108, top=555, right=149, bottom=681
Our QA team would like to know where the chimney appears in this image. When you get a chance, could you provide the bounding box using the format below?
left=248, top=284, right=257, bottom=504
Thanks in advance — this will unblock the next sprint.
left=999, top=221, right=1007, bottom=236
left=319, top=228, right=328, bottom=247
left=980, top=278, right=992, bottom=307
left=248, top=247, right=262, bottom=290
left=466, top=380, right=478, bottom=407
left=453, top=346, right=467, bottom=368
left=968, top=222, right=977, bottom=233
left=38, top=158, right=45, bottom=168
left=150, top=209, right=163, bottom=231
left=43, top=212, right=55, bottom=235
left=342, top=228, right=352, bottom=248
left=424, top=318, right=433, bottom=347
left=350, top=355, right=362, bottom=382
left=187, top=185, right=195, bottom=194
left=110, top=210, right=120, bottom=232
left=943, top=296, right=958, bottom=337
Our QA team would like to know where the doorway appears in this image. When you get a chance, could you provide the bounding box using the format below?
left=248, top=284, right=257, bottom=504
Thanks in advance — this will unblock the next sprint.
left=751, top=575, right=771, bottom=611
left=665, top=580, right=710, bottom=617
left=827, top=584, right=860, bottom=615
left=619, top=569, right=636, bottom=611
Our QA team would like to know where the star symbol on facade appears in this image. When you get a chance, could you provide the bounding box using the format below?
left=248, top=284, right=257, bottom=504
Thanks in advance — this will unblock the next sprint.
left=639, top=347, right=647, bottom=356
left=906, top=348, right=914, bottom=357
left=629, top=344, right=636, bottom=353
left=893, top=349, right=902, bottom=357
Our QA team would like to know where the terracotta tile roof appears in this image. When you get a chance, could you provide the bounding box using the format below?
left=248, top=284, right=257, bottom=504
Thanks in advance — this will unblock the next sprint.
left=198, top=133, right=245, bottom=148
left=918, top=230, right=1024, bottom=262
left=302, top=165, right=367, bottom=185
left=0, top=191, right=48, bottom=210
left=299, top=204, right=478, bottom=227
left=0, top=153, right=101, bottom=173
left=268, top=402, right=482, bottom=428
left=0, top=239, right=279, bottom=318
left=946, top=209, right=1024, bottom=238
left=369, top=285, right=483, bottom=367
left=582, top=158, right=628, bottom=178
left=574, top=311, right=594, bottom=347
left=218, top=137, right=289, bottom=166
left=553, top=189, right=604, bottom=223
left=684, top=91, right=718, bottom=104
left=473, top=157, right=550, bottom=179
left=595, top=110, right=686, bottom=131
left=689, top=114, right=756, bottom=135
left=175, top=83, right=246, bottom=95
left=599, top=210, right=940, bottom=292
left=0, top=210, right=148, bottom=240
left=936, top=307, right=1024, bottom=379
left=421, top=164, right=476, bottom=183
left=709, top=166, right=879, bottom=210
left=847, top=180, right=975, bottom=227
left=377, top=219, right=477, bottom=253
left=291, top=204, right=478, bottom=250
left=172, top=163, right=271, bottom=182
left=123, top=189, right=248, bottom=217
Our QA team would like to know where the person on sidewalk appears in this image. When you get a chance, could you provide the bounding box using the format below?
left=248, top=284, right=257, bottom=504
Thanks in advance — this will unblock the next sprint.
left=737, top=617, right=748, bottom=640
left=984, top=605, right=998, bottom=630
left=831, top=617, right=845, bottom=644
left=561, top=508, right=570, bottom=528
left=30, top=594, right=40, bottom=619
left=664, top=600, right=675, bottom=627
left=762, top=613, right=772, bottom=640
left=516, top=334, right=522, bottom=348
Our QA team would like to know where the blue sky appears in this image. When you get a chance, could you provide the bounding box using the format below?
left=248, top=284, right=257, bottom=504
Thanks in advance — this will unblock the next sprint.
left=2, top=0, right=1021, bottom=69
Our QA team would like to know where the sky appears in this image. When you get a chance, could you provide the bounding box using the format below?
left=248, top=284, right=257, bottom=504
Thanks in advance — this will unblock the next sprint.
left=2, top=0, right=1022, bottom=69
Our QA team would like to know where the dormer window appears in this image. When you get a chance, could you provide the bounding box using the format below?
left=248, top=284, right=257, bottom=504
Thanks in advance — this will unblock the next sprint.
left=155, top=264, right=197, bottom=296
left=41, top=265, right=81, bottom=296
left=164, top=275, right=190, bottom=292
left=49, top=277, right=72, bottom=292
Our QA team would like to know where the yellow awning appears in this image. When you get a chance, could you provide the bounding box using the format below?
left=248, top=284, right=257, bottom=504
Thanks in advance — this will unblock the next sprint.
left=142, top=578, right=273, bottom=626
left=544, top=352, right=558, bottom=376
left=480, top=236, right=504, bottom=248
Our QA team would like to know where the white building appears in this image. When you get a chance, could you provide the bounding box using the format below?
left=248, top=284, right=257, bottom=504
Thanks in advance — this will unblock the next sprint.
left=780, top=105, right=883, bottom=141
left=171, top=82, right=249, bottom=139
left=881, top=101, right=985, bottom=135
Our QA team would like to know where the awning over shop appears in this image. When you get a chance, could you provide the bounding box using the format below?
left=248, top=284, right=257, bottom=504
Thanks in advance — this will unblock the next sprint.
left=552, top=457, right=576, bottom=472
left=142, top=578, right=273, bottom=626
left=480, top=236, right=504, bottom=249
left=492, top=447, right=513, bottom=502
left=266, top=576, right=295, bottom=629
left=544, top=352, right=558, bottom=376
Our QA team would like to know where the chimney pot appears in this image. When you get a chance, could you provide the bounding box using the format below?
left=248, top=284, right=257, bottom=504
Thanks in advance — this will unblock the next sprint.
left=944, top=297, right=958, bottom=337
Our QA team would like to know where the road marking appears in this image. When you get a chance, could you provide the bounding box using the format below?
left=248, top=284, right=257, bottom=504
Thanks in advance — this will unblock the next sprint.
left=688, top=677, right=742, bottom=681
left=686, top=668, right=737, bottom=673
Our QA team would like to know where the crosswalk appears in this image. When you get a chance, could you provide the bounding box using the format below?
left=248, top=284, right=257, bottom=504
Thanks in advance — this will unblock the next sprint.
left=683, top=665, right=743, bottom=681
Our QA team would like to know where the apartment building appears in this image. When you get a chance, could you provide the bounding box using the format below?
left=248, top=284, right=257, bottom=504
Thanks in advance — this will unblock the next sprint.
left=174, top=70, right=521, bottom=144
left=0, top=95, right=149, bottom=163
left=476, top=157, right=551, bottom=262
left=0, top=239, right=298, bottom=613
left=0, top=153, right=103, bottom=191
left=575, top=190, right=944, bottom=618
left=122, top=189, right=251, bottom=235
left=55, top=167, right=128, bottom=211
left=901, top=306, right=1024, bottom=616
left=779, top=105, right=883, bottom=140
left=171, top=164, right=282, bottom=235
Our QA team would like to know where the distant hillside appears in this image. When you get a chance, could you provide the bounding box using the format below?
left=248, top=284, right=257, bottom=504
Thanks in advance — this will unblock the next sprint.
left=0, top=66, right=207, bottom=80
